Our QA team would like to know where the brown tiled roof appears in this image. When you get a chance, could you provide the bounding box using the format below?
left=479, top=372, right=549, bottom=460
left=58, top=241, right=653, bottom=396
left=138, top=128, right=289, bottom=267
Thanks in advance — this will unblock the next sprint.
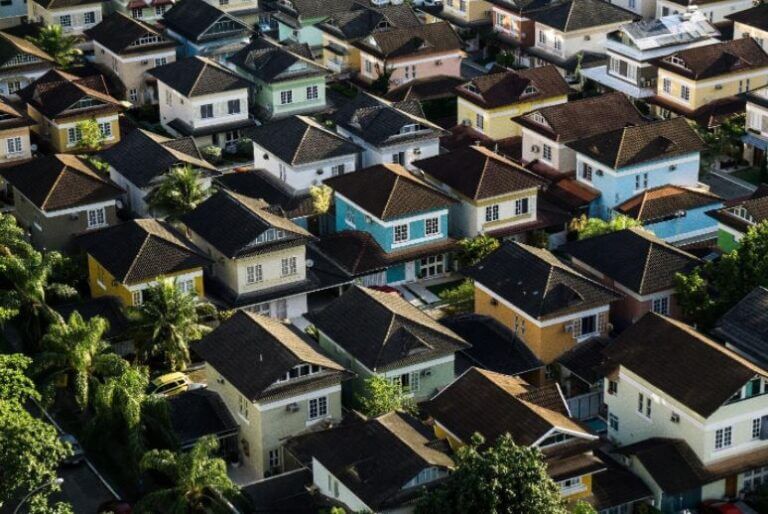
left=613, top=438, right=710, bottom=493
left=604, top=313, right=768, bottom=418
left=707, top=186, right=768, bottom=233
left=545, top=178, right=601, bottom=210
left=385, top=75, right=466, bottom=103
left=353, top=21, right=462, bottom=59
left=726, top=4, right=768, bottom=31
left=1, top=154, right=123, bottom=212
left=0, top=31, right=54, bottom=65
left=566, top=117, right=705, bottom=169
left=532, top=0, right=637, bottom=32
left=656, top=38, right=768, bottom=80
left=455, top=65, right=570, bottom=109
left=148, top=56, right=250, bottom=97
left=17, top=69, right=122, bottom=119
left=615, top=185, right=722, bottom=222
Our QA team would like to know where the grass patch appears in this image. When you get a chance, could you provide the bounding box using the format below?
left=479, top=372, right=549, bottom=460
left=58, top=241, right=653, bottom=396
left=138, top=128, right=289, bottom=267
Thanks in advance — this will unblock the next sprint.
left=733, top=167, right=766, bottom=185
left=426, top=280, right=465, bottom=298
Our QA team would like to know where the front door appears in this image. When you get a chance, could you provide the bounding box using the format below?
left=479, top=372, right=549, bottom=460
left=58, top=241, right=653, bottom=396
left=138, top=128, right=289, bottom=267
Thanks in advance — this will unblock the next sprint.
left=725, top=474, right=737, bottom=497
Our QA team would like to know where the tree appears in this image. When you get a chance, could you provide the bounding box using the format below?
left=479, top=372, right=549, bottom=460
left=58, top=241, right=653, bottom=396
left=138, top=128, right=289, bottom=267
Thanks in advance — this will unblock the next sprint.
left=438, top=279, right=474, bottom=314
left=357, top=375, right=417, bottom=417
left=456, top=234, right=500, bottom=267
left=36, top=312, right=126, bottom=409
left=135, top=436, right=239, bottom=514
left=692, top=116, right=745, bottom=172
left=0, top=354, right=39, bottom=404
left=26, top=25, right=80, bottom=68
left=569, top=214, right=643, bottom=240
left=147, top=165, right=208, bottom=220
left=77, top=119, right=106, bottom=151
left=572, top=501, right=597, bottom=514
left=309, top=184, right=333, bottom=215
left=129, top=280, right=212, bottom=371
left=417, top=434, right=567, bottom=514
left=371, top=61, right=394, bottom=95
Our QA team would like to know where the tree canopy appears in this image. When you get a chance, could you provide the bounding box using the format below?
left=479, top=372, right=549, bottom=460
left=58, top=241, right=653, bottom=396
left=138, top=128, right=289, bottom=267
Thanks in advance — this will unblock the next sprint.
left=147, top=165, right=208, bottom=220
left=456, top=234, right=500, bottom=267
left=569, top=215, right=643, bottom=240
left=26, top=25, right=81, bottom=68
left=357, top=375, right=417, bottom=417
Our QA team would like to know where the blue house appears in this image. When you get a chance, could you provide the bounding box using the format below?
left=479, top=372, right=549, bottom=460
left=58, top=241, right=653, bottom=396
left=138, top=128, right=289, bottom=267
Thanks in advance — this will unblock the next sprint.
left=566, top=117, right=705, bottom=220
left=273, top=0, right=357, bottom=50
left=317, top=163, right=457, bottom=286
left=612, top=185, right=723, bottom=244
left=162, top=0, right=251, bottom=60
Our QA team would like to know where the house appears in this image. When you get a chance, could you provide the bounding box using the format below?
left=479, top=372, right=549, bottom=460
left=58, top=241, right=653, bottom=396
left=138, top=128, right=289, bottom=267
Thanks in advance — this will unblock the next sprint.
left=99, top=128, right=218, bottom=217
left=149, top=56, right=256, bottom=149
left=200, top=0, right=260, bottom=25
left=727, top=4, right=768, bottom=52
left=656, top=0, right=752, bottom=24
left=193, top=310, right=349, bottom=477
left=742, top=85, right=768, bottom=166
left=490, top=0, right=557, bottom=50
left=332, top=93, right=446, bottom=170
left=111, top=0, right=173, bottom=22
left=167, top=389, right=239, bottom=452
left=421, top=0, right=493, bottom=52
left=86, top=13, right=178, bottom=106
left=242, top=469, right=320, bottom=514
left=249, top=115, right=361, bottom=193
left=554, top=336, right=611, bottom=420
left=612, top=185, right=723, bottom=243
left=455, top=65, right=570, bottom=139
left=323, top=163, right=457, bottom=286
left=317, top=3, right=422, bottom=75
left=465, top=242, right=620, bottom=365
left=414, top=144, right=571, bottom=242
left=567, top=117, right=705, bottom=219
left=79, top=218, right=209, bottom=307
left=273, top=0, right=359, bottom=51
left=286, top=411, right=454, bottom=513
left=162, top=0, right=251, bottom=59
left=604, top=313, right=768, bottom=512
left=309, top=285, right=470, bottom=403
left=706, top=186, right=768, bottom=252
left=0, top=154, right=123, bottom=250
left=354, top=21, right=465, bottom=89
left=0, top=98, right=34, bottom=165
left=180, top=190, right=349, bottom=316
left=0, top=0, right=28, bottom=28
left=512, top=92, right=646, bottom=176
left=652, top=38, right=768, bottom=121
left=226, top=38, right=328, bottom=121
left=563, top=227, right=701, bottom=330
left=714, top=286, right=768, bottom=369
left=0, top=31, right=54, bottom=96
left=28, top=0, right=104, bottom=36
left=580, top=11, right=720, bottom=100
left=17, top=69, right=124, bottom=153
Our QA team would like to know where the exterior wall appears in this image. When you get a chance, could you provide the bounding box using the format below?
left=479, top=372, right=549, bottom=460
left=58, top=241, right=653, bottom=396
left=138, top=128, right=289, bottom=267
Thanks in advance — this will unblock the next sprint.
left=312, top=459, right=371, bottom=512
left=0, top=126, right=31, bottom=163
left=456, top=94, right=567, bottom=139
left=112, top=2, right=170, bottom=21
left=491, top=7, right=536, bottom=46
left=639, top=202, right=723, bottom=243
left=520, top=127, right=574, bottom=172
left=277, top=18, right=326, bottom=48
left=656, top=65, right=768, bottom=112
left=0, top=66, right=51, bottom=96
left=0, top=0, right=27, bottom=27
left=336, top=125, right=440, bottom=170
left=253, top=144, right=357, bottom=193
left=27, top=104, right=120, bottom=153
left=322, top=33, right=360, bottom=74
left=443, top=0, right=493, bottom=24
left=28, top=1, right=102, bottom=34
left=358, top=50, right=464, bottom=88
left=656, top=0, right=752, bottom=23
left=734, top=22, right=768, bottom=51
left=534, top=22, right=629, bottom=64
left=610, top=0, right=655, bottom=19
left=254, top=75, right=327, bottom=119
left=157, top=80, right=249, bottom=135
left=717, top=226, right=742, bottom=252
left=92, top=41, right=176, bottom=105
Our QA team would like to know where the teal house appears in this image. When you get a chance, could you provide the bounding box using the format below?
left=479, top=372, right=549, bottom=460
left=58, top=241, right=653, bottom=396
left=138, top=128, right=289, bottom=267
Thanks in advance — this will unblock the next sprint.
left=272, top=0, right=358, bottom=50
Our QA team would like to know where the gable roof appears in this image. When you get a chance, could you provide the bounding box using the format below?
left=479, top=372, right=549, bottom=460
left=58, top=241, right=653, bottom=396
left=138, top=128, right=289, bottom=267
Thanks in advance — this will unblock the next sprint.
left=17, top=68, right=122, bottom=119
left=656, top=37, right=768, bottom=80
left=181, top=190, right=313, bottom=259
left=414, top=145, right=546, bottom=201
left=318, top=3, right=421, bottom=40
left=78, top=218, right=209, bottom=285
left=532, top=0, right=637, bottom=32
left=31, top=0, right=103, bottom=9
left=0, top=97, right=35, bottom=131
left=193, top=310, right=346, bottom=402
left=563, top=228, right=701, bottom=295
left=324, top=163, right=455, bottom=220
left=215, top=169, right=314, bottom=219
left=162, top=0, right=250, bottom=41
left=148, top=56, right=250, bottom=97
left=353, top=21, right=462, bottom=59
left=456, top=65, right=570, bottom=109
left=604, top=313, right=768, bottom=418
left=465, top=242, right=621, bottom=320
left=0, top=31, right=54, bottom=67
left=714, top=287, right=768, bottom=368
left=0, top=154, right=123, bottom=212
left=512, top=92, right=646, bottom=143
left=614, top=185, right=722, bottom=223
left=168, top=389, right=238, bottom=449
left=307, top=285, right=469, bottom=372
left=613, top=438, right=710, bottom=494
left=228, top=37, right=327, bottom=83
left=726, top=4, right=768, bottom=31
left=85, top=13, right=176, bottom=55
left=566, top=117, right=704, bottom=169
left=275, top=0, right=358, bottom=21
left=99, top=128, right=216, bottom=188
left=706, top=186, right=768, bottom=234
left=248, top=115, right=361, bottom=166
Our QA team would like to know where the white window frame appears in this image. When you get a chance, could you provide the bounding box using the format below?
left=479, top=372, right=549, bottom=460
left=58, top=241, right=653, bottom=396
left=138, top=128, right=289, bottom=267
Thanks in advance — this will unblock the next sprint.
left=6, top=136, right=22, bottom=155
left=280, top=90, right=293, bottom=105
left=246, top=264, right=263, bottom=284
left=306, top=85, right=318, bottom=100
left=393, top=224, right=409, bottom=243
left=281, top=256, right=297, bottom=277
left=485, top=204, right=499, bottom=222
left=425, top=217, right=439, bottom=236
left=715, top=426, right=732, bottom=450
left=308, top=396, right=328, bottom=420
left=59, top=14, right=72, bottom=26
left=652, top=296, right=670, bottom=315
left=132, top=290, right=143, bottom=306
left=514, top=197, right=529, bottom=216
left=542, top=144, right=552, bottom=161
left=86, top=207, right=106, bottom=229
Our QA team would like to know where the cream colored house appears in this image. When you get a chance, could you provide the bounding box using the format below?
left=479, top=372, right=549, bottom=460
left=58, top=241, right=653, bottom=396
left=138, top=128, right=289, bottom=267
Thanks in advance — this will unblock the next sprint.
left=28, top=0, right=104, bottom=35
left=0, top=99, right=33, bottom=166
left=727, top=4, right=768, bottom=52
left=657, top=0, right=752, bottom=24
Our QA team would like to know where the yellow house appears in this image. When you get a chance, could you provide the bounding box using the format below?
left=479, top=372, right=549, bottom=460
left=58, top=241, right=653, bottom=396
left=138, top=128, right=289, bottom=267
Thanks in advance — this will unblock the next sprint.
left=17, top=69, right=124, bottom=153
left=727, top=5, right=768, bottom=52
left=441, top=0, right=494, bottom=26
left=653, top=37, right=768, bottom=119
left=81, top=219, right=209, bottom=307
left=456, top=64, right=569, bottom=139
left=465, top=242, right=620, bottom=365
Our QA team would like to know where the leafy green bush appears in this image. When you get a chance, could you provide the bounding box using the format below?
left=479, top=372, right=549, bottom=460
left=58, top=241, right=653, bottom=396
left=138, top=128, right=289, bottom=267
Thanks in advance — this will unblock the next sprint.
left=201, top=145, right=222, bottom=164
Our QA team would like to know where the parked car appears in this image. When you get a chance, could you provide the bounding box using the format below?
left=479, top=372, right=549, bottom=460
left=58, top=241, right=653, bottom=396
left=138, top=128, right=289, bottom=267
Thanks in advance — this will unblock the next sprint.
left=147, top=372, right=205, bottom=397
left=60, top=433, right=85, bottom=465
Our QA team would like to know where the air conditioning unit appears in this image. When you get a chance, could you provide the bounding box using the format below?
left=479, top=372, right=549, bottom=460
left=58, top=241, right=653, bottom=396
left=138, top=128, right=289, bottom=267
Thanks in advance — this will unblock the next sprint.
left=286, top=402, right=300, bottom=412
left=461, top=118, right=471, bottom=126
left=306, top=259, right=314, bottom=268
left=669, top=165, right=677, bottom=171
left=413, top=148, right=421, bottom=155
left=715, top=84, right=723, bottom=90
left=421, top=369, right=432, bottom=377
left=596, top=169, right=604, bottom=176
left=584, top=35, right=591, bottom=41
left=141, top=60, right=148, bottom=65
left=435, top=59, right=443, bottom=66
left=216, top=377, right=226, bottom=384
left=69, top=213, right=79, bottom=220
left=531, top=145, right=540, bottom=153
left=564, top=322, right=574, bottom=333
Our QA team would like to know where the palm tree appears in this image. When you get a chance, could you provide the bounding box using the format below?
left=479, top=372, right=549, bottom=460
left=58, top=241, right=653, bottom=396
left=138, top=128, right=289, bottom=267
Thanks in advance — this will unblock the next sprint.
left=129, top=280, right=212, bottom=371
left=26, top=25, right=81, bottom=69
left=146, top=165, right=208, bottom=221
left=136, top=436, right=240, bottom=514
left=35, top=312, right=126, bottom=409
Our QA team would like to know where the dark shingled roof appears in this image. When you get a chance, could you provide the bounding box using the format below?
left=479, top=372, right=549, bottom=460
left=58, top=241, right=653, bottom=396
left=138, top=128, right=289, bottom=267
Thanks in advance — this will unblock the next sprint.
left=656, top=38, right=768, bottom=80
left=726, top=4, right=768, bottom=31
left=318, top=3, right=421, bottom=41
left=242, top=469, right=317, bottom=514
left=228, top=38, right=327, bottom=83
left=352, top=21, right=462, bottom=59
left=0, top=31, right=54, bottom=68
left=17, top=69, right=121, bottom=119
left=168, top=389, right=238, bottom=448
left=78, top=219, right=209, bottom=285
left=455, top=65, right=570, bottom=109
left=613, top=438, right=710, bottom=493
left=247, top=116, right=361, bottom=166
left=532, top=0, right=637, bottom=32
left=85, top=13, right=176, bottom=55
left=465, top=242, right=621, bottom=320
left=181, top=190, right=313, bottom=259
left=286, top=412, right=454, bottom=511
left=556, top=337, right=611, bottom=385
left=324, top=163, right=455, bottom=221
left=31, top=0, right=103, bottom=9
left=714, top=287, right=768, bottom=368
left=566, top=117, right=705, bottom=169
left=215, top=169, right=314, bottom=219
left=707, top=186, right=768, bottom=234
left=55, top=297, right=129, bottom=341
left=615, top=185, right=722, bottom=223
left=193, top=311, right=347, bottom=402
left=385, top=75, right=465, bottom=103
left=414, top=145, right=546, bottom=201
left=604, top=313, right=768, bottom=418
left=512, top=92, right=646, bottom=143
left=424, top=367, right=593, bottom=446
left=148, top=56, right=250, bottom=97
left=307, top=285, right=469, bottom=372
left=0, top=154, right=123, bottom=212
left=275, top=0, right=358, bottom=21
left=588, top=467, right=653, bottom=511
left=162, top=0, right=250, bottom=41
left=564, top=228, right=701, bottom=295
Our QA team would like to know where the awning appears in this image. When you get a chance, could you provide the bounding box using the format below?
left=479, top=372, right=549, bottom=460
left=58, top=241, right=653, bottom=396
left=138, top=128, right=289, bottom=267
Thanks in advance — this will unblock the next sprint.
left=742, top=132, right=768, bottom=151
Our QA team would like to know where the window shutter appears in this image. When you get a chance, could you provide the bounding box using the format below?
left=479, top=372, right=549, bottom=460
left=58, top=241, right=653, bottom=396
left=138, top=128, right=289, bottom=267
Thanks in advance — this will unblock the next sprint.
left=597, top=312, right=607, bottom=333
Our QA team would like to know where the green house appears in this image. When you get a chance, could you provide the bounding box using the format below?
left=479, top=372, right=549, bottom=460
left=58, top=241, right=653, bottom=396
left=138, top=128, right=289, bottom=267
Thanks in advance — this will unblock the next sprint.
left=707, top=186, right=768, bottom=252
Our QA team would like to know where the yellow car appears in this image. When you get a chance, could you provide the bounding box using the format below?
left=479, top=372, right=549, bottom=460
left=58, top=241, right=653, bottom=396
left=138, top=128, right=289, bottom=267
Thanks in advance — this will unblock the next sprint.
left=148, top=372, right=199, bottom=397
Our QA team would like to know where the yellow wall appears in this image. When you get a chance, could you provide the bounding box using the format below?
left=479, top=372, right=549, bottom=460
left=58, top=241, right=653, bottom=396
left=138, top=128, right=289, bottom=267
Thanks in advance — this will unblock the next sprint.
left=443, top=0, right=493, bottom=23
left=321, top=33, right=361, bottom=73
left=27, top=105, right=121, bottom=153
left=657, top=66, right=768, bottom=111
left=457, top=95, right=567, bottom=139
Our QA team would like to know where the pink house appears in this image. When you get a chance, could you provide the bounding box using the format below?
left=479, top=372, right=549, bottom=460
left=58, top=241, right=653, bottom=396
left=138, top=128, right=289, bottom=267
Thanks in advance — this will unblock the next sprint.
left=353, top=21, right=464, bottom=88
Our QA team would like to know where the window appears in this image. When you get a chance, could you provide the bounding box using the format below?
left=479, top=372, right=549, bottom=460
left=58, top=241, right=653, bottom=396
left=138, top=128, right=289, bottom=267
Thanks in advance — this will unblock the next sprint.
left=177, top=279, right=195, bottom=294
left=87, top=208, right=106, bottom=228
left=580, top=314, right=596, bottom=336
left=635, top=172, right=648, bottom=190
left=681, top=84, right=690, bottom=101
left=744, top=466, right=768, bottom=491
left=485, top=204, right=499, bottom=222
left=554, top=38, right=561, bottom=51
left=475, top=113, right=484, bottom=131
left=459, top=0, right=466, bottom=11
left=425, top=217, right=439, bottom=236
left=637, top=392, right=644, bottom=413
left=308, top=396, right=328, bottom=420
left=6, top=136, right=22, bottom=154
left=220, top=0, right=229, bottom=4
left=652, top=296, right=670, bottom=315
left=306, top=85, right=318, bottom=100
left=609, top=413, right=619, bottom=431
left=538, top=31, right=546, bottom=45
left=662, top=78, right=671, bottom=94
left=165, top=89, right=172, bottom=106
left=128, top=88, right=138, bottom=102
left=281, top=256, right=297, bottom=276
left=581, top=163, right=592, bottom=181
left=754, top=418, right=763, bottom=439
left=392, top=371, right=421, bottom=393
left=280, top=90, right=293, bottom=104
left=629, top=0, right=635, bottom=8
left=155, top=57, right=167, bottom=67
left=514, top=197, right=529, bottom=216
left=200, top=104, right=213, bottom=119
left=420, top=254, right=445, bottom=278
left=331, top=164, right=345, bottom=176
left=246, top=264, right=263, bottom=284
left=131, top=8, right=142, bottom=19
left=132, top=290, right=143, bottom=306
left=542, top=144, right=552, bottom=161
left=7, top=80, right=22, bottom=94
left=365, top=60, right=373, bottom=74
left=715, top=426, right=732, bottom=449
left=238, top=394, right=249, bottom=419
left=394, top=224, right=409, bottom=243
left=404, top=65, right=416, bottom=80
left=83, top=11, right=95, bottom=24
left=607, top=380, right=618, bottom=395
left=99, top=122, right=112, bottom=139
left=59, top=14, right=72, bottom=26
left=559, top=476, right=584, bottom=494
left=268, top=448, right=281, bottom=470
left=227, top=99, right=240, bottom=114
left=392, top=151, right=405, bottom=165
left=155, top=4, right=166, bottom=15
left=67, top=127, right=82, bottom=145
